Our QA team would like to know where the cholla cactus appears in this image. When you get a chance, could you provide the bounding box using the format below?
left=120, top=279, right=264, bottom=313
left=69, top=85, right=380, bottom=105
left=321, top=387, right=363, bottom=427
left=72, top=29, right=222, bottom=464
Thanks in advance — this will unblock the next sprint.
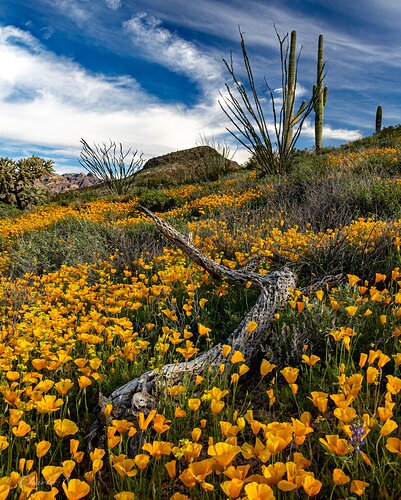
left=0, top=156, right=54, bottom=209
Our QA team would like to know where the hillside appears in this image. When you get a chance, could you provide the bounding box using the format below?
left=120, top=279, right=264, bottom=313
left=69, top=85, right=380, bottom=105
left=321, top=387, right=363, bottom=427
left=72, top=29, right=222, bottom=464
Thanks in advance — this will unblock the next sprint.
left=45, top=145, right=243, bottom=201
left=137, top=145, right=242, bottom=186
left=0, top=129, right=401, bottom=498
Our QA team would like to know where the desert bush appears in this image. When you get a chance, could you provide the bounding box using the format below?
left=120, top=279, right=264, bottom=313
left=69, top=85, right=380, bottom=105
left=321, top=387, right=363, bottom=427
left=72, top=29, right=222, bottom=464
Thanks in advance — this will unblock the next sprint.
left=258, top=150, right=401, bottom=230
left=8, top=218, right=165, bottom=278
left=196, top=133, right=237, bottom=180
left=137, top=189, right=183, bottom=212
left=9, top=218, right=114, bottom=276
left=267, top=174, right=353, bottom=231
left=49, top=187, right=103, bottom=206
left=347, top=177, right=401, bottom=217
left=0, top=201, right=22, bottom=219
left=297, top=230, right=401, bottom=286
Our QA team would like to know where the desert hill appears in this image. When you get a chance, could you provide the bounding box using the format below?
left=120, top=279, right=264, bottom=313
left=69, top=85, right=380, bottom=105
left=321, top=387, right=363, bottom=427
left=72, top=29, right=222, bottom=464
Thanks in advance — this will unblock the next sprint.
left=136, top=145, right=242, bottom=186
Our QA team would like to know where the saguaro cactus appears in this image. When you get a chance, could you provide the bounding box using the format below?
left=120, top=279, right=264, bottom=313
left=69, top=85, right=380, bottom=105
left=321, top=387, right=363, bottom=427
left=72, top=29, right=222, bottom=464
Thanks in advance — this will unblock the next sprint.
left=313, top=34, right=328, bottom=153
left=283, top=30, right=307, bottom=156
left=220, top=27, right=316, bottom=176
left=375, top=105, right=382, bottom=134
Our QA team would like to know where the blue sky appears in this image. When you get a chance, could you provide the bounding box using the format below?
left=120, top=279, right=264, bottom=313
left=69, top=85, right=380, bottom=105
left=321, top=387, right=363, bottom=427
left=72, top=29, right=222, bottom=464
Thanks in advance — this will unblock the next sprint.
left=0, top=0, right=400, bottom=173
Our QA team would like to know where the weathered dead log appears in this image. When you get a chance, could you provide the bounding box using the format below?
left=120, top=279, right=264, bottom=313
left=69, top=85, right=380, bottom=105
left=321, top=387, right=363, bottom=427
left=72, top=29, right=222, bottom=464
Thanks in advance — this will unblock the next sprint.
left=87, top=207, right=296, bottom=450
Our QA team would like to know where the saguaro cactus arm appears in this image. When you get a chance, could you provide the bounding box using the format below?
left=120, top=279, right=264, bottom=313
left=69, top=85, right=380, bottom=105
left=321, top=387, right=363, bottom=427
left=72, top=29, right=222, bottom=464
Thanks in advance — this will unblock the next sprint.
left=375, top=105, right=382, bottom=134
left=314, top=34, right=328, bottom=152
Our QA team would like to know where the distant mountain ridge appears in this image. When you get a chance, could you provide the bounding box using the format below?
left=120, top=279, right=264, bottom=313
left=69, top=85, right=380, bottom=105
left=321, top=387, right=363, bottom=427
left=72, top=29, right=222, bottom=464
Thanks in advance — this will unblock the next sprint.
left=39, top=172, right=101, bottom=193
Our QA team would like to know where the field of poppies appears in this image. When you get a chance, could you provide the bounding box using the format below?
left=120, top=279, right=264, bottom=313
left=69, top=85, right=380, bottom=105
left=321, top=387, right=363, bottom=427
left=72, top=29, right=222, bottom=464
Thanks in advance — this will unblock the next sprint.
left=0, top=141, right=401, bottom=499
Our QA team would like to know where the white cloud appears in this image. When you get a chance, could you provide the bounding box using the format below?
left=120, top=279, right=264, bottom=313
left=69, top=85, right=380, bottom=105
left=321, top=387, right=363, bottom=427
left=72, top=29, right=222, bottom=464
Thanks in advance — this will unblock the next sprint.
left=0, top=26, right=150, bottom=109
left=322, top=126, right=362, bottom=142
left=273, top=83, right=309, bottom=98
left=39, top=26, right=54, bottom=40
left=52, top=0, right=90, bottom=24
left=123, top=13, right=222, bottom=92
left=0, top=26, right=226, bottom=171
left=301, top=121, right=362, bottom=142
left=106, top=0, right=122, bottom=10
left=136, top=0, right=401, bottom=89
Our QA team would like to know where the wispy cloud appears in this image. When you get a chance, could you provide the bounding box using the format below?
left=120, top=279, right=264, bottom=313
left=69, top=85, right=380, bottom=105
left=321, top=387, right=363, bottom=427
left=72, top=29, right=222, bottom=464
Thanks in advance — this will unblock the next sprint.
left=133, top=0, right=401, bottom=92
left=52, top=0, right=90, bottom=24
left=106, top=0, right=122, bottom=10
left=39, top=26, right=54, bottom=40
left=123, top=13, right=222, bottom=93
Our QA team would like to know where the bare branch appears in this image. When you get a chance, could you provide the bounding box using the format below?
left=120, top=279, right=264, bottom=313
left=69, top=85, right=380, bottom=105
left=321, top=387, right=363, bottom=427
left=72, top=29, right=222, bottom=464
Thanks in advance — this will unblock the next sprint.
left=88, top=207, right=296, bottom=451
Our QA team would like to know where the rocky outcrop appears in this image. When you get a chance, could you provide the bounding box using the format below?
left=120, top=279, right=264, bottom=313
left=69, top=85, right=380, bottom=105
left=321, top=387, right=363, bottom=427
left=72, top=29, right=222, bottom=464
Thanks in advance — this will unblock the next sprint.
left=39, top=172, right=101, bottom=193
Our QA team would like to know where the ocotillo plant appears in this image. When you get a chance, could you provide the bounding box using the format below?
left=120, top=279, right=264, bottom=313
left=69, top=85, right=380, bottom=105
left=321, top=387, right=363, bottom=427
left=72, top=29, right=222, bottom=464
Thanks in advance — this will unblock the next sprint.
left=220, top=27, right=315, bottom=176
left=282, top=31, right=307, bottom=155
left=313, top=34, right=328, bottom=153
left=376, top=105, right=382, bottom=134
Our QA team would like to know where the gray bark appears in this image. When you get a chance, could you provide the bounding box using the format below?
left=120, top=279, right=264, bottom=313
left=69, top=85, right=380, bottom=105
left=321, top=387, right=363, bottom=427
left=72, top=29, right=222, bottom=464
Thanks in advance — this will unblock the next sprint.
left=88, top=206, right=296, bottom=450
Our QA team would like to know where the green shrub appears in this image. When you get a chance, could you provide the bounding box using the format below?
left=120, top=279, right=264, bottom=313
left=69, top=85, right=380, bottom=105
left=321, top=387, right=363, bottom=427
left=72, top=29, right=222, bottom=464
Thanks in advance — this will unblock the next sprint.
left=138, top=189, right=183, bottom=212
left=8, top=218, right=165, bottom=278
left=0, top=202, right=22, bottom=219
left=290, top=150, right=331, bottom=180
left=50, top=189, right=103, bottom=206
left=343, top=177, right=401, bottom=218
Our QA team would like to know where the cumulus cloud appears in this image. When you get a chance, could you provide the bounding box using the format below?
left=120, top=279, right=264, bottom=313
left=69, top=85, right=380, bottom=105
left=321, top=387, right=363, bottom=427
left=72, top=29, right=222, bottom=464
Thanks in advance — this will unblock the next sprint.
left=301, top=121, right=362, bottom=142
left=322, top=125, right=362, bottom=142
left=0, top=26, right=149, bottom=109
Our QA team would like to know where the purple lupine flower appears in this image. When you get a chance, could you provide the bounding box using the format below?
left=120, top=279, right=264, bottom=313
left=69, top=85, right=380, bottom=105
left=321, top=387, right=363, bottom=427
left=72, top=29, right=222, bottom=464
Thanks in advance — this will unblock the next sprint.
left=349, top=421, right=365, bottom=453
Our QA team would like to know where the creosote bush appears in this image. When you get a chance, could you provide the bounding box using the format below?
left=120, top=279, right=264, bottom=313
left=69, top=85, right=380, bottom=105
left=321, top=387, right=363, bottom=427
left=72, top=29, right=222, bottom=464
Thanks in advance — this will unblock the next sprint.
left=8, top=217, right=164, bottom=278
left=137, top=189, right=183, bottom=212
